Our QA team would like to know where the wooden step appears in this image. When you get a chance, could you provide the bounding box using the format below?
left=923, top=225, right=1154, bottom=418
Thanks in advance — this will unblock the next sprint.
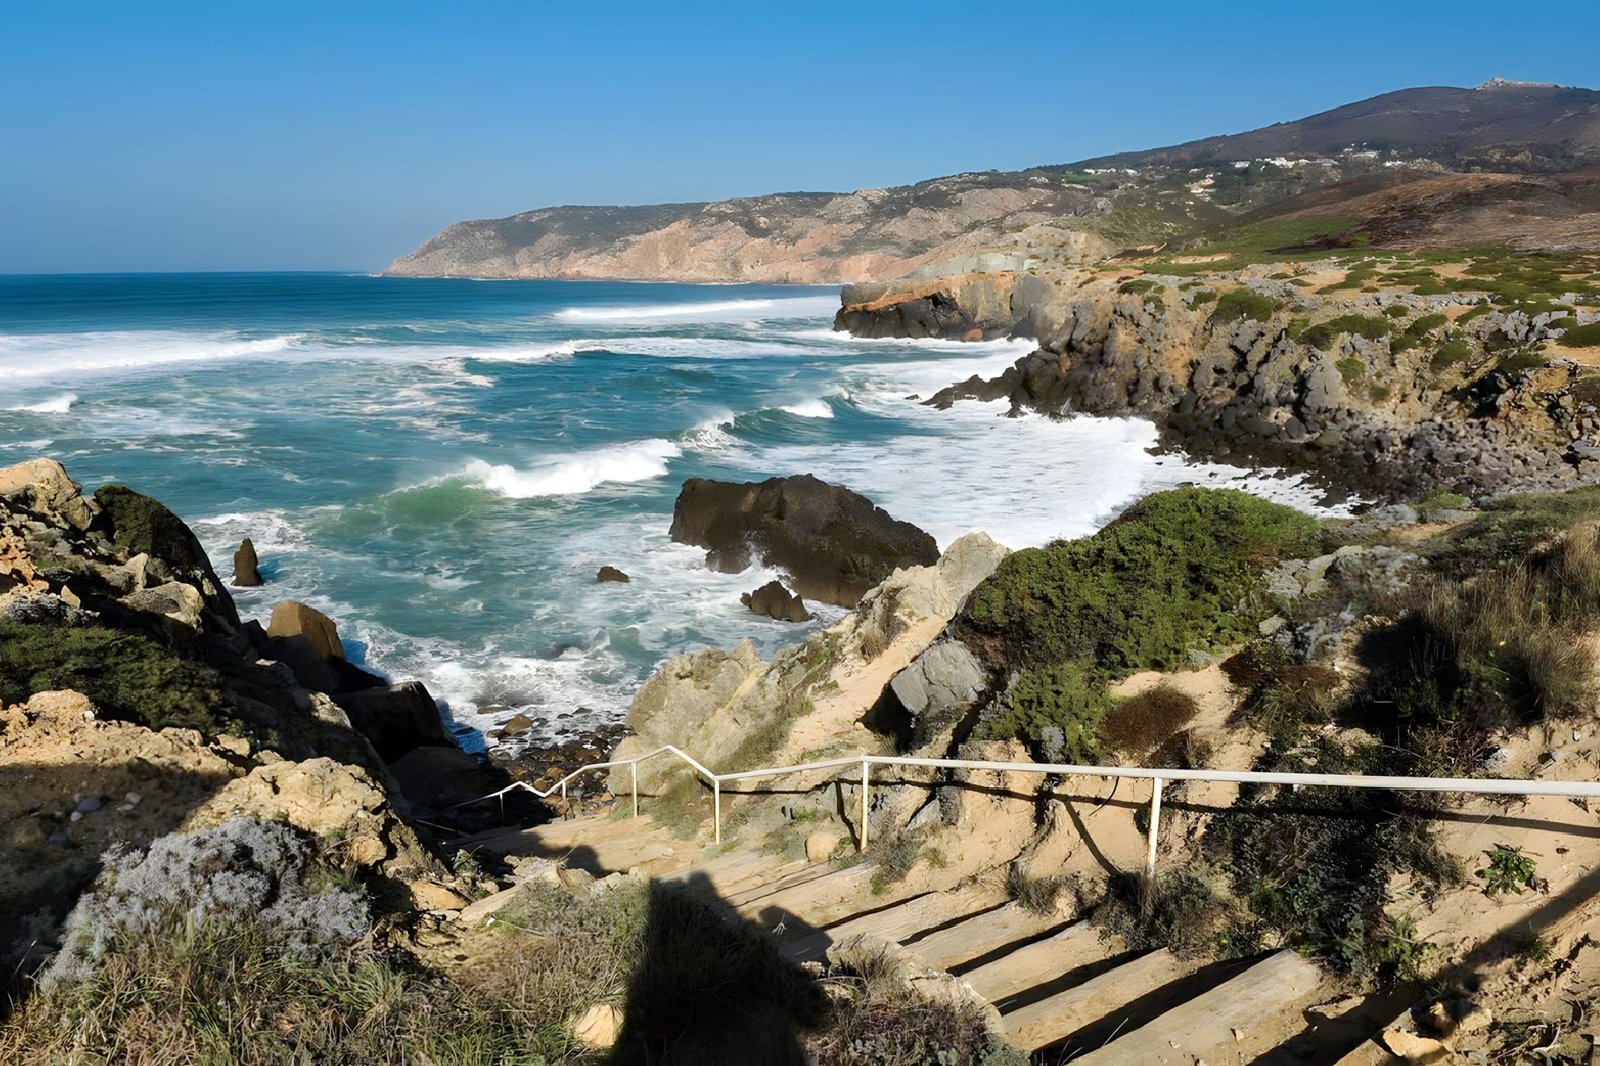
left=907, top=901, right=1068, bottom=972
left=781, top=885, right=1006, bottom=964
left=1069, top=949, right=1323, bottom=1065
left=734, top=863, right=923, bottom=928
left=961, top=922, right=1096, bottom=1005
left=1002, top=948, right=1188, bottom=1052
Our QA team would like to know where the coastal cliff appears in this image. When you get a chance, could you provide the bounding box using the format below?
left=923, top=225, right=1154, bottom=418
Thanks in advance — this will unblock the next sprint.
left=389, top=82, right=1600, bottom=283
left=836, top=256, right=1600, bottom=496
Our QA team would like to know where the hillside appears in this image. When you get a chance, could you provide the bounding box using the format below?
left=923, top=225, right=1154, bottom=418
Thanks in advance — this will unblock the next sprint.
left=388, top=80, right=1600, bottom=282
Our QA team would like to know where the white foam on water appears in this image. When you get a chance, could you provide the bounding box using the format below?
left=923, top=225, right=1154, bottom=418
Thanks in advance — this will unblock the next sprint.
left=554, top=295, right=841, bottom=324
left=6, top=392, right=77, bottom=413
left=0, top=331, right=305, bottom=381
left=461, top=438, right=683, bottom=498
left=777, top=398, right=834, bottom=419
left=682, top=410, right=738, bottom=450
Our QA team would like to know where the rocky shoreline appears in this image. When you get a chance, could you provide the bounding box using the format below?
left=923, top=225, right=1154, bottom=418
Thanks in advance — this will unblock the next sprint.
left=836, top=265, right=1600, bottom=500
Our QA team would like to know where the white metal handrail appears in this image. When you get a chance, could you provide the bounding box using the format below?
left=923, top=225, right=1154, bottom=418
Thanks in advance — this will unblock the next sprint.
left=455, top=744, right=1600, bottom=875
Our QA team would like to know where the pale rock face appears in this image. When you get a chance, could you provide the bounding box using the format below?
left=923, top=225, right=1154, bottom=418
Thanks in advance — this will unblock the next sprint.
left=0, top=458, right=100, bottom=532
left=267, top=600, right=344, bottom=661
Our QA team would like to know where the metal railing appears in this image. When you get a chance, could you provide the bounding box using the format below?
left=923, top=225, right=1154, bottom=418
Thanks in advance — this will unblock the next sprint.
left=456, top=745, right=1600, bottom=877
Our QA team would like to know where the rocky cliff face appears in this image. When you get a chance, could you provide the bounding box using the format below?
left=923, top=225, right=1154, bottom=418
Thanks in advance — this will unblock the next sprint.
left=389, top=176, right=1109, bottom=283
left=0, top=459, right=494, bottom=981
left=837, top=266, right=1600, bottom=497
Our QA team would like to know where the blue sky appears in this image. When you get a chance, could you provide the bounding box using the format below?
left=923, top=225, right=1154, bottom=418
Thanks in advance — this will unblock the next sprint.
left=4, top=1, right=1598, bottom=273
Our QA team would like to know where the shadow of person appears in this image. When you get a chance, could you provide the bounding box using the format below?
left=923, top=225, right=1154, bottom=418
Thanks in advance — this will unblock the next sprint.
left=610, top=871, right=828, bottom=1064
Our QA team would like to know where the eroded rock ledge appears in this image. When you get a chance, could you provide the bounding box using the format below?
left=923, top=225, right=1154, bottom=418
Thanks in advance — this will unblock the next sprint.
left=836, top=268, right=1600, bottom=497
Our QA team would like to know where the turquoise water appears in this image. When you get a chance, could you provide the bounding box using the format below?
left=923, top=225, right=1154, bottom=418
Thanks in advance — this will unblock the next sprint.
left=0, top=272, right=1334, bottom=749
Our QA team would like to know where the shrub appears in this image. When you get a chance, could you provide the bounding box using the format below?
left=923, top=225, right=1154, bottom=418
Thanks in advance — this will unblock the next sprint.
left=962, top=488, right=1319, bottom=676
left=1209, top=739, right=1455, bottom=983
left=0, top=621, right=236, bottom=734
left=1096, top=866, right=1254, bottom=959
left=1336, top=356, right=1366, bottom=383
left=980, top=662, right=1111, bottom=762
left=1119, top=278, right=1163, bottom=296
left=1407, top=313, right=1448, bottom=336
left=1562, top=322, right=1600, bottom=347
left=1476, top=845, right=1539, bottom=897
left=1102, top=684, right=1200, bottom=756
left=1383, top=304, right=1410, bottom=318
left=1430, top=339, right=1474, bottom=371
left=43, top=817, right=369, bottom=989
left=1208, top=289, right=1281, bottom=326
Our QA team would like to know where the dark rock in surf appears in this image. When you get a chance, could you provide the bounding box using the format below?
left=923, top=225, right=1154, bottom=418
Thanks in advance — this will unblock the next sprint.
left=233, top=538, right=262, bottom=587
left=740, top=580, right=812, bottom=623
left=596, top=566, right=630, bottom=583
left=669, top=474, right=938, bottom=608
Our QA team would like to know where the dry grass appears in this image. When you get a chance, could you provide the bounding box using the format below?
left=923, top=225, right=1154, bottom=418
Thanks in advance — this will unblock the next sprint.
left=1101, top=683, right=1200, bottom=756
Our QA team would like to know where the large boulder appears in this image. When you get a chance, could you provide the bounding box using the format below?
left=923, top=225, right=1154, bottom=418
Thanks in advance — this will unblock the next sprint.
left=267, top=600, right=343, bottom=662
left=740, top=579, right=811, bottom=622
left=668, top=474, right=938, bottom=607
left=331, top=681, right=449, bottom=763
left=0, top=459, right=99, bottom=532
left=91, top=484, right=239, bottom=628
left=888, top=638, right=988, bottom=748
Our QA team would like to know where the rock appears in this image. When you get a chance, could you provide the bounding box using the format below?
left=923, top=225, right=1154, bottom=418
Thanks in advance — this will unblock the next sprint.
left=409, top=881, right=470, bottom=911
left=885, top=639, right=987, bottom=747
left=557, top=866, right=597, bottom=894
left=120, top=580, right=206, bottom=630
left=331, top=681, right=449, bottom=762
left=91, top=484, right=240, bottom=627
left=669, top=474, right=939, bottom=607
left=267, top=600, right=344, bottom=662
left=595, top=565, right=630, bottom=583
left=496, top=712, right=534, bottom=737
left=73, top=795, right=103, bottom=815
left=740, top=579, right=812, bottom=622
left=233, top=538, right=262, bottom=587
left=0, top=458, right=99, bottom=531
left=569, top=1002, right=623, bottom=1050
left=386, top=745, right=500, bottom=811
left=1380, top=1028, right=1452, bottom=1065
left=805, top=829, right=841, bottom=863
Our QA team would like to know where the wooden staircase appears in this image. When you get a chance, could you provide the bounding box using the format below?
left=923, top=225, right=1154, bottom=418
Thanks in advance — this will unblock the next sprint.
left=454, top=814, right=1376, bottom=1063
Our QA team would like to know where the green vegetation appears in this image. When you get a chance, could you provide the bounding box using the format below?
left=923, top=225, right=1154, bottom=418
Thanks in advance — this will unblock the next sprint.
left=1118, top=278, right=1164, bottom=296
left=1336, top=357, right=1366, bottom=383
left=1476, top=845, right=1539, bottom=897
left=1301, top=313, right=1392, bottom=351
left=962, top=488, right=1316, bottom=756
left=1430, top=338, right=1474, bottom=371
left=0, top=621, right=236, bottom=735
left=1383, top=304, right=1410, bottom=319
left=1562, top=322, right=1600, bottom=347
left=1407, top=313, right=1448, bottom=336
left=1207, top=288, right=1282, bottom=326
left=92, top=484, right=213, bottom=574
left=867, top=826, right=944, bottom=894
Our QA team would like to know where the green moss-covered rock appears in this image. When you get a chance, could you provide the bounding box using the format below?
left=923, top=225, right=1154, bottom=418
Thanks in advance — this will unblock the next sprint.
left=0, top=621, right=234, bottom=734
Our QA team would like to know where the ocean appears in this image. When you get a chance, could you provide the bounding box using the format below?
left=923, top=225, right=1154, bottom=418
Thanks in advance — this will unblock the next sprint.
left=0, top=272, right=1339, bottom=750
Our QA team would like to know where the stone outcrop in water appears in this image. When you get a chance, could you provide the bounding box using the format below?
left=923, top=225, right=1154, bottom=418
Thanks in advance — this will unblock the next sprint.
left=233, top=538, right=262, bottom=587
left=669, top=474, right=939, bottom=608
left=740, top=580, right=812, bottom=622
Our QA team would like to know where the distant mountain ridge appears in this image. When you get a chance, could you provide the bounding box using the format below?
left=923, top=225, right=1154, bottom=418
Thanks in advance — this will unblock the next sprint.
left=1070, top=82, right=1600, bottom=172
left=388, top=81, right=1600, bottom=282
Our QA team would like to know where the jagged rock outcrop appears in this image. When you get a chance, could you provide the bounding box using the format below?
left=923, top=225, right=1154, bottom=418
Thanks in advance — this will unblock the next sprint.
left=610, top=532, right=1009, bottom=796
left=233, top=538, right=262, bottom=587
left=740, top=580, right=811, bottom=622
left=670, top=474, right=939, bottom=607
left=841, top=269, right=1600, bottom=496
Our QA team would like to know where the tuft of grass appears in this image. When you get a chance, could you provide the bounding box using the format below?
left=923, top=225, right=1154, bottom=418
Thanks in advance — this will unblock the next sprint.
left=1561, top=322, right=1600, bottom=347
left=1101, top=684, right=1200, bottom=757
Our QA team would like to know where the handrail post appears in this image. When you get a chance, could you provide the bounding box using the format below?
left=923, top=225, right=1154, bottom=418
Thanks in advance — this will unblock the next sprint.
left=630, top=762, right=639, bottom=819
left=713, top=778, right=722, bottom=846
left=860, top=758, right=870, bottom=852
left=1146, top=777, right=1163, bottom=881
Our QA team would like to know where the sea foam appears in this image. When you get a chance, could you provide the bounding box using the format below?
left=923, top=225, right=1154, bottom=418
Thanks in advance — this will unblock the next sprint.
left=463, top=438, right=683, bottom=498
